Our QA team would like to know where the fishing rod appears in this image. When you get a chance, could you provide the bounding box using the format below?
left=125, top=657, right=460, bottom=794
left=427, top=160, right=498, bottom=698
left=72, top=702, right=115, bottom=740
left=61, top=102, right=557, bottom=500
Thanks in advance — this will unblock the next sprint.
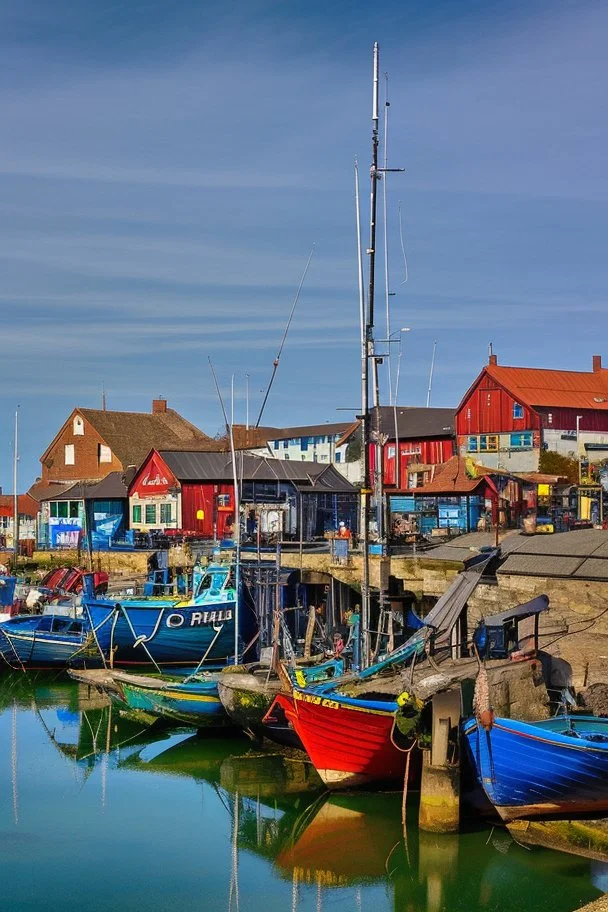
left=255, top=244, right=315, bottom=428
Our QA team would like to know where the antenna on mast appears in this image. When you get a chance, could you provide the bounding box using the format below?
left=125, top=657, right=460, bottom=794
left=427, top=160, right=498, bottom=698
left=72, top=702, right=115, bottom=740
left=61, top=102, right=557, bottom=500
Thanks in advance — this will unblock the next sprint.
left=102, top=383, right=107, bottom=411
left=255, top=244, right=315, bottom=427
left=426, top=340, right=437, bottom=408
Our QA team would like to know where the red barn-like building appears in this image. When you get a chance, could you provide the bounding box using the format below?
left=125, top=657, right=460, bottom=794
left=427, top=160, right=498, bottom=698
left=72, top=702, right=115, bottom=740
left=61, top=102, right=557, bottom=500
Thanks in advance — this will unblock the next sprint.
left=456, top=353, right=608, bottom=472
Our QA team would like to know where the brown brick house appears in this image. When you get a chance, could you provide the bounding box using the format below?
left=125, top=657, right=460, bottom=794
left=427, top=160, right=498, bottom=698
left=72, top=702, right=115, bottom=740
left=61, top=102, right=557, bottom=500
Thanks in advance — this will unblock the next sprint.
left=35, top=399, right=214, bottom=488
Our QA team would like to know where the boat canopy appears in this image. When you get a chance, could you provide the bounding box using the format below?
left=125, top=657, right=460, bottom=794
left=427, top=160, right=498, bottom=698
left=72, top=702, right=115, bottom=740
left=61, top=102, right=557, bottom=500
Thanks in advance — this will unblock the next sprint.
left=483, top=594, right=549, bottom=628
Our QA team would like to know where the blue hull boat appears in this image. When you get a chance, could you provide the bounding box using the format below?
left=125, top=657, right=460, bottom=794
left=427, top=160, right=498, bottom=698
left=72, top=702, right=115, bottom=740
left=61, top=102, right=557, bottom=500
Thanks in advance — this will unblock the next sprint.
left=463, top=714, right=608, bottom=821
left=84, top=563, right=257, bottom=667
left=0, top=614, right=95, bottom=670
left=112, top=671, right=228, bottom=728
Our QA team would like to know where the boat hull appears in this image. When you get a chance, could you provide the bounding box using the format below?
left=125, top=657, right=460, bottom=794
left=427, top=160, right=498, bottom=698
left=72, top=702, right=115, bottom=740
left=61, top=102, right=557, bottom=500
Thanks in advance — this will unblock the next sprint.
left=271, top=688, right=415, bottom=790
left=85, top=598, right=253, bottom=666
left=463, top=714, right=608, bottom=821
left=116, top=675, right=229, bottom=729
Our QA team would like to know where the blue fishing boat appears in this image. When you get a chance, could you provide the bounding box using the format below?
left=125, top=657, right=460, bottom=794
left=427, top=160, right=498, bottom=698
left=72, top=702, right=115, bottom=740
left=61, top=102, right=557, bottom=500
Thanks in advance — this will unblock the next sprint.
left=0, top=612, right=99, bottom=670
left=463, top=713, right=608, bottom=821
left=83, top=562, right=257, bottom=667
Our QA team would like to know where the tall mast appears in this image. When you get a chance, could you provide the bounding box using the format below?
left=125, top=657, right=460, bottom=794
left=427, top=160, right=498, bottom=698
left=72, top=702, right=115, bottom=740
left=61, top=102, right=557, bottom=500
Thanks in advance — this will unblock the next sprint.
left=209, top=359, right=241, bottom=665
left=355, top=160, right=370, bottom=671
left=426, top=340, right=437, bottom=408
left=13, top=408, right=19, bottom=573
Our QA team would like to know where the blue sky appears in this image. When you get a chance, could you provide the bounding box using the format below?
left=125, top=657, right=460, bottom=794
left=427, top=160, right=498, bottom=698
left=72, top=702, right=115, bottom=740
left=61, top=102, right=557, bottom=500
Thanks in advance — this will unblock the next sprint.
left=1, top=0, right=607, bottom=487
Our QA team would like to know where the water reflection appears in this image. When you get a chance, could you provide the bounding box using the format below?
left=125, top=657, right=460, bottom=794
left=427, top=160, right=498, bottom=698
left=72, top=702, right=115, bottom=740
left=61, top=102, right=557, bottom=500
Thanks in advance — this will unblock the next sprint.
left=1, top=676, right=605, bottom=912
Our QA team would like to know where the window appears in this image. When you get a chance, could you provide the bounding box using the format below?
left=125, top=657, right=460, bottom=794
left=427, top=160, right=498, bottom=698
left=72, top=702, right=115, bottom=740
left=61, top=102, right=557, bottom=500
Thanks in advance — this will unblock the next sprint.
left=69, top=501, right=80, bottom=518
left=145, top=504, right=157, bottom=525
left=335, top=452, right=341, bottom=463
left=283, top=440, right=288, bottom=449
left=73, top=416, right=84, bottom=435
left=64, top=444, right=75, bottom=465
left=160, top=503, right=173, bottom=524
left=467, top=436, right=478, bottom=453
left=301, top=436, right=309, bottom=451
left=57, top=501, right=68, bottom=518
left=98, top=444, right=112, bottom=464
left=510, top=432, right=533, bottom=448
left=273, top=440, right=279, bottom=450
left=217, top=494, right=231, bottom=508
left=132, top=504, right=142, bottom=524
left=513, top=403, right=524, bottom=419
left=50, top=502, right=58, bottom=518
left=479, top=435, right=498, bottom=452
left=284, top=454, right=290, bottom=460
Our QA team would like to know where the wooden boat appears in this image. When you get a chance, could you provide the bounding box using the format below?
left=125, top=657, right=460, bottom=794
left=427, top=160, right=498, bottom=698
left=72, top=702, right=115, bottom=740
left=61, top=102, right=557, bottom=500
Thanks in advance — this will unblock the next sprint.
left=463, top=713, right=608, bottom=821
left=216, top=657, right=344, bottom=738
left=109, top=670, right=229, bottom=728
left=83, top=561, right=257, bottom=667
left=267, top=687, right=416, bottom=789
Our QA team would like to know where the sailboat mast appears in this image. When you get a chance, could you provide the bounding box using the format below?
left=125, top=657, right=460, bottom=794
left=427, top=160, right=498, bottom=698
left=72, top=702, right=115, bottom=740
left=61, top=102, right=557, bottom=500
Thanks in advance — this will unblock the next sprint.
left=360, top=42, right=382, bottom=668
left=13, top=408, right=19, bottom=573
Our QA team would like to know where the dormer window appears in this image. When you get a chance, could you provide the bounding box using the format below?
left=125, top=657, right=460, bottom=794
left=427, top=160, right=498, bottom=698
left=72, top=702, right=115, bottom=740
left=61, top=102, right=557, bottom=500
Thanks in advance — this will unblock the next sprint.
left=73, top=416, right=84, bottom=435
left=513, top=403, right=524, bottom=419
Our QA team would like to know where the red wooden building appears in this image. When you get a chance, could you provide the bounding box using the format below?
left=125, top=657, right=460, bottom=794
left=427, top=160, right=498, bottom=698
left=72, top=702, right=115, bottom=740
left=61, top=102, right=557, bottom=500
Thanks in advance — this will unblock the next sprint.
left=128, top=450, right=359, bottom=540
left=456, top=353, right=608, bottom=473
left=363, top=407, right=455, bottom=490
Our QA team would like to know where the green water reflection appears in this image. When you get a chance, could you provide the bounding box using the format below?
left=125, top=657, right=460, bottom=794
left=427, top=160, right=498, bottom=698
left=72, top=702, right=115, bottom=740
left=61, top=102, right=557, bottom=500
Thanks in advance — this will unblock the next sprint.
left=0, top=674, right=605, bottom=912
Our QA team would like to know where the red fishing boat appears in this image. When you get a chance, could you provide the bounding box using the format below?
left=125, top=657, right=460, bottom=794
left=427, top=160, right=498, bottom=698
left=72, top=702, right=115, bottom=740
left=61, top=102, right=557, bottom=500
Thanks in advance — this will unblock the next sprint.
left=266, top=687, right=418, bottom=790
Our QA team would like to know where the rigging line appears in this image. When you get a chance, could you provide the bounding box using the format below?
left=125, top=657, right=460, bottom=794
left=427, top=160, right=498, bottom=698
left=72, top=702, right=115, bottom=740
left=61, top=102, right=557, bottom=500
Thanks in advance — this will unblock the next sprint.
left=398, top=201, right=409, bottom=285
left=255, top=244, right=315, bottom=427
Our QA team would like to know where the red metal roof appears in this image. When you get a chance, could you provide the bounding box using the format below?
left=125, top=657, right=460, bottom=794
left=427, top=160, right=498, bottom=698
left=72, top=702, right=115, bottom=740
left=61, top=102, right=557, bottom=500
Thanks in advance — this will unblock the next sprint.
left=486, top=364, right=608, bottom=410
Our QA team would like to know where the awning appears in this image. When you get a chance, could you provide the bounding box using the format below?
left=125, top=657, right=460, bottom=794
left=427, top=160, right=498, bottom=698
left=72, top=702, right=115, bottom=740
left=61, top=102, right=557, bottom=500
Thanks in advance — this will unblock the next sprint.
left=483, top=594, right=549, bottom=627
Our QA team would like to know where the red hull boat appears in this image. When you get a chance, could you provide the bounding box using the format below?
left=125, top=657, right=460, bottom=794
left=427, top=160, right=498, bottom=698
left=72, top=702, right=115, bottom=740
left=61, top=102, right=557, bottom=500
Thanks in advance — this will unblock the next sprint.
left=268, top=688, right=418, bottom=790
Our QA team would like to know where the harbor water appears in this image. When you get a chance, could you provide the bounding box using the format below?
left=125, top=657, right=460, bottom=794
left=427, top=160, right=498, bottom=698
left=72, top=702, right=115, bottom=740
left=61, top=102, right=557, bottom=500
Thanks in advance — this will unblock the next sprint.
left=0, top=675, right=606, bottom=912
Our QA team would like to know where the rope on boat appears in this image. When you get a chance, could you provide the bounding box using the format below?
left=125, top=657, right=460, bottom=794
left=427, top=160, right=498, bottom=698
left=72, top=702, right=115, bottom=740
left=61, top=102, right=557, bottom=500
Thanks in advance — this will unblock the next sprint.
left=118, top=605, right=163, bottom=674
left=181, top=624, right=226, bottom=684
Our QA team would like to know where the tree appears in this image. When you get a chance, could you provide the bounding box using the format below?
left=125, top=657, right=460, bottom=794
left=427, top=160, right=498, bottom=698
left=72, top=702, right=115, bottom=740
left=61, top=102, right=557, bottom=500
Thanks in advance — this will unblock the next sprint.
left=538, top=450, right=579, bottom=484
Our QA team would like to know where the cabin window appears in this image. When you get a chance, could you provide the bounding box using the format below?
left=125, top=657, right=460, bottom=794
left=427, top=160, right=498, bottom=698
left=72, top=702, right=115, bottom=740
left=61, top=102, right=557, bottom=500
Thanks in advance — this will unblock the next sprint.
left=467, top=436, right=478, bottom=453
left=73, top=416, right=84, bottom=435
left=132, top=504, right=142, bottom=524
left=160, top=503, right=173, bottom=524
left=145, top=504, right=157, bottom=525
left=513, top=403, right=524, bottom=419
left=479, top=435, right=499, bottom=452
left=510, top=432, right=533, bottom=448
left=98, top=444, right=112, bottom=464
left=64, top=444, right=75, bottom=465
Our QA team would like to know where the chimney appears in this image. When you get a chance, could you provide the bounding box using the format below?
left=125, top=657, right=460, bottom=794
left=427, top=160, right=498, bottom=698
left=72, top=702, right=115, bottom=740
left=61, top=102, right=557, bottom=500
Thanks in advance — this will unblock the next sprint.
left=593, top=354, right=602, bottom=373
left=489, top=354, right=498, bottom=366
left=152, top=398, right=167, bottom=414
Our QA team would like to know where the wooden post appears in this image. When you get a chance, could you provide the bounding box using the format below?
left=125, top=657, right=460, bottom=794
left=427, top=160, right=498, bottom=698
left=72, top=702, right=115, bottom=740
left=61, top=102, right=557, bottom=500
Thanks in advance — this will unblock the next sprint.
left=419, top=688, right=462, bottom=833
